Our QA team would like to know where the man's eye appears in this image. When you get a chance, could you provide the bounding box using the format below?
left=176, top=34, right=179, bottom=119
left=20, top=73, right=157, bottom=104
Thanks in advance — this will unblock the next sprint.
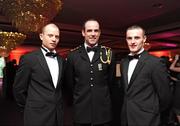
left=126, top=37, right=132, bottom=40
left=94, top=30, right=99, bottom=32
left=134, top=37, right=140, bottom=39
left=55, top=36, right=59, bottom=39
left=87, top=30, right=92, bottom=32
left=48, top=34, right=53, bottom=37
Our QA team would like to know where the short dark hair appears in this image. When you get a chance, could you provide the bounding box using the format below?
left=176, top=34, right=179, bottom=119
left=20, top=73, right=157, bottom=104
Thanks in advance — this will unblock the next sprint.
left=82, top=19, right=100, bottom=31
left=126, top=25, right=146, bottom=36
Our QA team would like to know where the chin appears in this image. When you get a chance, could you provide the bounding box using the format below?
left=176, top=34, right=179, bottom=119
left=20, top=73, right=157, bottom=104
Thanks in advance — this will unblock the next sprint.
left=130, top=50, right=138, bottom=53
left=89, top=43, right=96, bottom=46
left=48, top=47, right=56, bottom=51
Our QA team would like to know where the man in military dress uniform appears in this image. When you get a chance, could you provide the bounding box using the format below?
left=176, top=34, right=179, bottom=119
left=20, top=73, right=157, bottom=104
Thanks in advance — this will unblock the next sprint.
left=65, top=19, right=116, bottom=126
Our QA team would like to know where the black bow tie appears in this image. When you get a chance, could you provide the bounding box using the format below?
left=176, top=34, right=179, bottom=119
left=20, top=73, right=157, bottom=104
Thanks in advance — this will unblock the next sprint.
left=128, top=54, right=140, bottom=60
left=41, top=47, right=58, bottom=57
left=46, top=52, right=58, bottom=57
left=87, top=46, right=98, bottom=52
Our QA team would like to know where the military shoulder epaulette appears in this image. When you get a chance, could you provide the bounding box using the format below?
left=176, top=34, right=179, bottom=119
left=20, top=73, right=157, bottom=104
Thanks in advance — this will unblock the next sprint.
left=100, top=45, right=111, bottom=50
left=70, top=45, right=81, bottom=52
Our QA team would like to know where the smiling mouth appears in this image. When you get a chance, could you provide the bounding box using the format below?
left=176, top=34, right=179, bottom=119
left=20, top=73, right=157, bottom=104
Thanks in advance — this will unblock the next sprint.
left=130, top=45, right=136, bottom=48
left=89, top=39, right=96, bottom=41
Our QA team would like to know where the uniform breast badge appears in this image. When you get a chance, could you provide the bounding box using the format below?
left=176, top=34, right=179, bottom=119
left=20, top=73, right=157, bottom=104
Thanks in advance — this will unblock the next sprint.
left=100, top=46, right=112, bottom=64
left=98, top=63, right=103, bottom=71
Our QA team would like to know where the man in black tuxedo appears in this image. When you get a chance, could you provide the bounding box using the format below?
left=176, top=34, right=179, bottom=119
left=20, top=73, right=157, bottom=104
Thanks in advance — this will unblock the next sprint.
left=120, top=25, right=172, bottom=126
left=13, top=23, right=65, bottom=126
left=65, top=19, right=116, bottom=126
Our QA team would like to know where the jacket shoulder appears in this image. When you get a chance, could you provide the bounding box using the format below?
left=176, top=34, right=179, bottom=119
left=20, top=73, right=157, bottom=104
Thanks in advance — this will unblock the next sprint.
left=70, top=45, right=82, bottom=52
left=148, top=54, right=160, bottom=62
left=67, top=45, right=82, bottom=59
left=100, top=45, right=111, bottom=50
left=21, top=49, right=40, bottom=58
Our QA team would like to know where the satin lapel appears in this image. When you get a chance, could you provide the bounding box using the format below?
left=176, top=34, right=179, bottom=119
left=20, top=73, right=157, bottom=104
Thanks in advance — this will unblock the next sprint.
left=56, top=56, right=63, bottom=89
left=128, top=51, right=148, bottom=89
left=122, top=58, right=129, bottom=90
left=91, top=45, right=100, bottom=63
left=36, top=49, right=52, bottom=78
left=79, top=45, right=90, bottom=62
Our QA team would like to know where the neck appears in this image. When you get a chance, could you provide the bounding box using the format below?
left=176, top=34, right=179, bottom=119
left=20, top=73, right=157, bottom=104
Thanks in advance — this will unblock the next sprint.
left=41, top=45, right=55, bottom=52
left=85, top=42, right=98, bottom=48
left=130, top=48, right=144, bottom=55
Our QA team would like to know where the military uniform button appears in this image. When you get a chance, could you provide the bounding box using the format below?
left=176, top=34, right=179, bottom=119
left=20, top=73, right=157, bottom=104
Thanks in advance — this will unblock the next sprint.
left=91, top=64, right=93, bottom=67
left=90, top=78, right=93, bottom=80
left=90, top=71, right=93, bottom=73
left=90, top=84, right=94, bottom=87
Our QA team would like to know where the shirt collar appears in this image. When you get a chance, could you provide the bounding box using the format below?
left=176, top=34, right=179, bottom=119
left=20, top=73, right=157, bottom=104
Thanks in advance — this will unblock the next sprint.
left=41, top=45, right=56, bottom=53
left=84, top=42, right=98, bottom=49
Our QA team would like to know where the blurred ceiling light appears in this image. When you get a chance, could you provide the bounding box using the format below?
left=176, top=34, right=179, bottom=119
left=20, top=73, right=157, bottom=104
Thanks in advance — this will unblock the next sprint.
left=0, top=31, right=26, bottom=57
left=0, top=0, right=63, bottom=33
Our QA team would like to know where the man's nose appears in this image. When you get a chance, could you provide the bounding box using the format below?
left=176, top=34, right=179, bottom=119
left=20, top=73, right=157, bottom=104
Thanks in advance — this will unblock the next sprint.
left=131, top=38, right=136, bottom=43
left=91, top=31, right=96, bottom=36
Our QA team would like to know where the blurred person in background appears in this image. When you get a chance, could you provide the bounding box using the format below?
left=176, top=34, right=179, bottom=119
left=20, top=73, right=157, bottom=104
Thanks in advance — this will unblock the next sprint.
left=169, top=54, right=180, bottom=125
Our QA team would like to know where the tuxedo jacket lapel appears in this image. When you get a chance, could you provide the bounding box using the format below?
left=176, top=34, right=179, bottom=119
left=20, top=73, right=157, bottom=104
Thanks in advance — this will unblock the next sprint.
left=56, top=56, right=63, bottom=89
left=37, top=50, right=52, bottom=78
left=36, top=49, right=54, bottom=88
left=128, top=51, right=148, bottom=89
left=92, top=45, right=100, bottom=63
left=122, top=58, right=129, bottom=90
left=79, top=45, right=90, bottom=62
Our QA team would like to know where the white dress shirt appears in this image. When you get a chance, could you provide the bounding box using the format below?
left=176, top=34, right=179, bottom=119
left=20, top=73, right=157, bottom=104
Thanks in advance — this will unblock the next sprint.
left=84, top=43, right=98, bottom=62
left=127, top=48, right=144, bottom=84
left=41, top=47, right=59, bottom=88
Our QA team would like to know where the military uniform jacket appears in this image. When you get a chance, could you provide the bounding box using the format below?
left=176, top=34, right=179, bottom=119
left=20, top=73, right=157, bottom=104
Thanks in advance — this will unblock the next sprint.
left=66, top=44, right=116, bottom=124
left=13, top=49, right=65, bottom=126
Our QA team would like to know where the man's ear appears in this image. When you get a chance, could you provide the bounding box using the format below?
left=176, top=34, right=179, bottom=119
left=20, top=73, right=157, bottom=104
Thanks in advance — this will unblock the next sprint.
left=143, top=35, right=147, bottom=43
left=39, top=33, right=43, bottom=40
left=82, top=30, right=85, bottom=37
